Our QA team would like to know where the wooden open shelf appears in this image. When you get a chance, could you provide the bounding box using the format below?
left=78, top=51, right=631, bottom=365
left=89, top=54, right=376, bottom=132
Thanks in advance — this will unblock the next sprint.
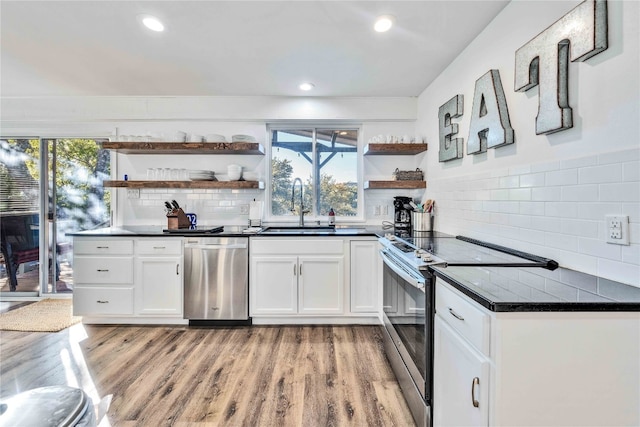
left=363, top=143, right=428, bottom=156
left=101, top=141, right=265, bottom=155
left=104, top=180, right=265, bottom=190
left=364, top=180, right=426, bottom=190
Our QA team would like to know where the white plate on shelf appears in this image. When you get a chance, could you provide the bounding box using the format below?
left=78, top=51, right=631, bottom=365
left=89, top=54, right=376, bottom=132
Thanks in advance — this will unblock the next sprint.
left=231, top=134, right=256, bottom=142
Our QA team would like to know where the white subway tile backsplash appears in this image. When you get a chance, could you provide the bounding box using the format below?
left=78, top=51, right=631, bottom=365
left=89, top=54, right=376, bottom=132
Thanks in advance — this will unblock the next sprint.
left=499, top=175, right=519, bottom=188
left=490, top=189, right=510, bottom=200
left=519, top=201, right=546, bottom=216
left=561, top=184, right=599, bottom=202
left=560, top=218, right=598, bottom=237
left=600, top=182, right=640, bottom=202
left=519, top=172, right=545, bottom=188
left=623, top=161, right=640, bottom=181
left=509, top=188, right=531, bottom=201
left=578, top=164, right=622, bottom=184
left=530, top=216, right=562, bottom=233
left=531, top=187, right=561, bottom=201
left=622, top=245, right=639, bottom=265
left=560, top=155, right=598, bottom=169
left=545, top=232, right=579, bottom=251
left=545, top=169, right=578, bottom=186
left=519, top=228, right=546, bottom=245
left=597, top=259, right=640, bottom=288
left=531, top=161, right=560, bottom=173
left=578, top=237, right=622, bottom=260
left=598, top=148, right=640, bottom=165
left=508, top=165, right=531, bottom=176
left=545, top=202, right=578, bottom=218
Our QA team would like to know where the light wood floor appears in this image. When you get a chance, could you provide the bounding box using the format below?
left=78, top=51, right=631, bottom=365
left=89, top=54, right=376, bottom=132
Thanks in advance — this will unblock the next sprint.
left=0, top=324, right=415, bottom=426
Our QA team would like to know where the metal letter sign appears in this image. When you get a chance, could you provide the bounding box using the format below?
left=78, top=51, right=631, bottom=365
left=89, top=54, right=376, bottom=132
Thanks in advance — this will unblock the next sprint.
left=515, top=0, right=608, bottom=134
left=468, top=69, right=515, bottom=154
left=438, top=94, right=464, bottom=162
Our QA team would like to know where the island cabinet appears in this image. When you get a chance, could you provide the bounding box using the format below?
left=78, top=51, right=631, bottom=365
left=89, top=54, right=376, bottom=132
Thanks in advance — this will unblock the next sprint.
left=433, top=279, right=640, bottom=427
left=73, top=236, right=186, bottom=324
left=250, top=239, right=344, bottom=317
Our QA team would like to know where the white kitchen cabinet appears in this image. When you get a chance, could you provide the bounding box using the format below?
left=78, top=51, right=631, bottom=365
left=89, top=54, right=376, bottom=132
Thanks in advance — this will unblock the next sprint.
left=250, top=238, right=345, bottom=318
left=433, top=278, right=640, bottom=427
left=135, top=239, right=183, bottom=316
left=73, top=238, right=135, bottom=317
left=349, top=240, right=379, bottom=313
left=433, top=315, right=489, bottom=427
left=250, top=256, right=298, bottom=315
left=73, top=236, right=185, bottom=323
left=298, top=256, right=344, bottom=314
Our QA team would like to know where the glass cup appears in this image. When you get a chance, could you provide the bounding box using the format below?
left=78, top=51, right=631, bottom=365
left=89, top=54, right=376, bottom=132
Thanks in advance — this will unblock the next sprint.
left=146, top=168, right=156, bottom=180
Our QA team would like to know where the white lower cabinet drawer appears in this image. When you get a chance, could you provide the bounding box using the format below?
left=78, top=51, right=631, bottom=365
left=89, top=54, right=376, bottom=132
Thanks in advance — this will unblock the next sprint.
left=436, top=279, right=490, bottom=355
left=74, top=287, right=134, bottom=315
left=74, top=239, right=134, bottom=255
left=136, top=239, right=182, bottom=255
left=74, top=257, right=133, bottom=284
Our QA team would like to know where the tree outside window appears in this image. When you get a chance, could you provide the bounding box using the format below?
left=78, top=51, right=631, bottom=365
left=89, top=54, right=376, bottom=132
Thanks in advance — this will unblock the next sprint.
left=269, top=127, right=359, bottom=219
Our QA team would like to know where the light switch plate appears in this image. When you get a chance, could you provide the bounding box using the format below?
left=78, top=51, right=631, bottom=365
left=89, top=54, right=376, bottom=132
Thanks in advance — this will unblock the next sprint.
left=605, top=215, right=630, bottom=245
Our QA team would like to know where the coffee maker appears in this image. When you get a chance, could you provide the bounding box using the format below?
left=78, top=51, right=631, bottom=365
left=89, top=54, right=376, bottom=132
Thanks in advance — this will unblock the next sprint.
left=393, top=196, right=413, bottom=236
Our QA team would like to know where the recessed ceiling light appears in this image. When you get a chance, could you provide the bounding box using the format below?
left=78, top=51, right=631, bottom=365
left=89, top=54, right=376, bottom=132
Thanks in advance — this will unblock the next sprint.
left=374, top=15, right=395, bottom=33
left=299, top=82, right=315, bottom=91
left=139, top=15, right=165, bottom=32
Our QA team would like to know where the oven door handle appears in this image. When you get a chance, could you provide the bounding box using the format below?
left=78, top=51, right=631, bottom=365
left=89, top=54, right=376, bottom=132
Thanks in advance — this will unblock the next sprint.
left=380, top=249, right=425, bottom=290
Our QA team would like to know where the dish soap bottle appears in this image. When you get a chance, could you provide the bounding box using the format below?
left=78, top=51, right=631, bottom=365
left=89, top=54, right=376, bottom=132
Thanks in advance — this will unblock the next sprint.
left=328, top=208, right=335, bottom=225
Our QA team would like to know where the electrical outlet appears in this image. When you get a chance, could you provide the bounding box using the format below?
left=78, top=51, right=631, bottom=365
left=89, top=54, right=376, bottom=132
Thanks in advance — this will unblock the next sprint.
left=239, top=204, right=249, bottom=215
left=126, top=188, right=140, bottom=199
left=605, top=215, right=630, bottom=245
left=383, top=205, right=389, bottom=215
left=374, top=205, right=381, bottom=216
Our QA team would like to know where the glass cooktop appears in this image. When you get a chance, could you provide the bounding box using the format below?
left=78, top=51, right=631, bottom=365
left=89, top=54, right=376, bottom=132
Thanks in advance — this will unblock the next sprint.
left=397, top=232, right=558, bottom=270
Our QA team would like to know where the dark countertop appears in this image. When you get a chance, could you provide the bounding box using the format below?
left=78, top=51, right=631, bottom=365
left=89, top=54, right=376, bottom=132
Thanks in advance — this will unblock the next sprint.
left=431, top=265, right=640, bottom=312
left=67, top=225, right=385, bottom=238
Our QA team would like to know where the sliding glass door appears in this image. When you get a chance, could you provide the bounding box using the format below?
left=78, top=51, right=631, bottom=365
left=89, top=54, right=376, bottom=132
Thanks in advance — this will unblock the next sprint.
left=0, top=138, right=110, bottom=296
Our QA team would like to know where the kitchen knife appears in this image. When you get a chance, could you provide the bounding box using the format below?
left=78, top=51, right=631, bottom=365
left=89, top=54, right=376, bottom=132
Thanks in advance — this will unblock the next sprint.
left=171, top=200, right=180, bottom=209
left=164, top=201, right=173, bottom=211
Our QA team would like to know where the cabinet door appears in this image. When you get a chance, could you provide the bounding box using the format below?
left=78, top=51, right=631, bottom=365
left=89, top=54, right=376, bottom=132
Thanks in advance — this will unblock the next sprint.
left=350, top=240, right=379, bottom=313
left=250, top=256, right=298, bottom=315
left=433, top=315, right=489, bottom=427
left=136, top=256, right=183, bottom=316
left=298, top=256, right=344, bottom=315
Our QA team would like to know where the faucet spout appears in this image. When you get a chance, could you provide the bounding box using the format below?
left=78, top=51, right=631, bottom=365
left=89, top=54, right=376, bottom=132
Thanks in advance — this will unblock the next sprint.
left=291, top=177, right=307, bottom=226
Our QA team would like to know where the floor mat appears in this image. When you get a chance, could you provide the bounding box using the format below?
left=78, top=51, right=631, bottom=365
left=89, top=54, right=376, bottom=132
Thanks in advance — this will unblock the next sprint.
left=0, top=298, right=81, bottom=332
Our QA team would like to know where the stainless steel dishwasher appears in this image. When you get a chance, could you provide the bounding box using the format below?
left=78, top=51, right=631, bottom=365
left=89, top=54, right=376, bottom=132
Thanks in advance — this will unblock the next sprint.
left=183, top=236, right=249, bottom=323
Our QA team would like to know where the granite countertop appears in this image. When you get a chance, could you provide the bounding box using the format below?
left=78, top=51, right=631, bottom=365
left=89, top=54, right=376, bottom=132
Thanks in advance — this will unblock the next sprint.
left=431, top=265, right=640, bottom=312
left=67, top=225, right=384, bottom=238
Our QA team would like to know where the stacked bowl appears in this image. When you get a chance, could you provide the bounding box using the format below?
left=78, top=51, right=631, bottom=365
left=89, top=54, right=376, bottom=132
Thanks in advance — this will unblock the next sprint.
left=227, top=164, right=243, bottom=181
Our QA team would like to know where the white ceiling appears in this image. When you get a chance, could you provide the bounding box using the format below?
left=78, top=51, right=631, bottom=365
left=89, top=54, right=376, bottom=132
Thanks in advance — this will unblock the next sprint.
left=1, top=1, right=510, bottom=98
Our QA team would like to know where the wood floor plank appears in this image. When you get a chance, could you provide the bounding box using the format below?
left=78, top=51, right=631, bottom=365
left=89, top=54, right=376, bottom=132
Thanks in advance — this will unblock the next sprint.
left=0, top=324, right=415, bottom=426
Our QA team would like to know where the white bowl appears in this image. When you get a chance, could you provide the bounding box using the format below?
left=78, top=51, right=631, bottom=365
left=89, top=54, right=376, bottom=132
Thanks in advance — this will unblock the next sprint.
left=243, top=172, right=258, bottom=181
left=228, top=172, right=242, bottom=181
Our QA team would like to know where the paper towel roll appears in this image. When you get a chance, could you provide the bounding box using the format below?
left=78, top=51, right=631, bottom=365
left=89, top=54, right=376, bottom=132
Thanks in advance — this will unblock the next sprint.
left=249, top=201, right=263, bottom=226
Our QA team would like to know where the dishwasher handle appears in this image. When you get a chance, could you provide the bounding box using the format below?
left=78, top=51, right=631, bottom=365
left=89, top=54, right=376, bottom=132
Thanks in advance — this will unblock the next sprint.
left=184, top=243, right=247, bottom=250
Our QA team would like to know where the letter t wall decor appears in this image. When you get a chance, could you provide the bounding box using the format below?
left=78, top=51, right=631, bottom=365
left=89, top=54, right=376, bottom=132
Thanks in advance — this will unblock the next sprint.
left=514, top=0, right=608, bottom=135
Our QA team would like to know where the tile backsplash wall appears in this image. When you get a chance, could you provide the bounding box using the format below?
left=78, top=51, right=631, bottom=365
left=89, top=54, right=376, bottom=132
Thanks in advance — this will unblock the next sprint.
left=427, top=148, right=640, bottom=287
left=126, top=188, right=264, bottom=226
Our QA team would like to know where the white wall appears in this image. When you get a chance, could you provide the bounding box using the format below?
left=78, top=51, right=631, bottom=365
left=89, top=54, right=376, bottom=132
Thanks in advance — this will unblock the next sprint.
left=416, top=0, right=640, bottom=286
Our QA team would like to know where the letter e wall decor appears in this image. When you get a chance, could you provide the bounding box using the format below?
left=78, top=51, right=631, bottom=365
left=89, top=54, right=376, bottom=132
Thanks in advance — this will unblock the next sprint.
left=514, top=0, right=608, bottom=135
left=438, top=94, right=464, bottom=162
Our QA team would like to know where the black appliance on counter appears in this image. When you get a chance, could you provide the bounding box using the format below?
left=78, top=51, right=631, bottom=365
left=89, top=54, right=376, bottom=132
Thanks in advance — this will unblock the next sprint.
left=378, top=232, right=558, bottom=427
left=393, top=196, right=413, bottom=236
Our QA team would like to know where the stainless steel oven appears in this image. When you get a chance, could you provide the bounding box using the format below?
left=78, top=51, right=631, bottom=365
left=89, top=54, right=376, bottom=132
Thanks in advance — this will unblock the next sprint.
left=380, top=246, right=434, bottom=427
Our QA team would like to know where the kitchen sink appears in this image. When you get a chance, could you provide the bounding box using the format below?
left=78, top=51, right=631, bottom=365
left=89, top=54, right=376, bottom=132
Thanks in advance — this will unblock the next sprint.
left=261, top=226, right=336, bottom=234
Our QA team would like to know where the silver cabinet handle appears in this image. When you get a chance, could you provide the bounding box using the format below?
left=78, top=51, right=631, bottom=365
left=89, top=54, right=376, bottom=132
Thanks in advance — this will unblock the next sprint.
left=96, top=269, right=109, bottom=272
left=299, top=264, right=302, bottom=276
left=471, top=377, right=480, bottom=408
left=176, top=264, right=179, bottom=275
left=96, top=246, right=109, bottom=249
left=448, top=307, right=465, bottom=321
left=96, top=300, right=109, bottom=304
left=153, top=246, right=166, bottom=249
left=293, top=264, right=297, bottom=276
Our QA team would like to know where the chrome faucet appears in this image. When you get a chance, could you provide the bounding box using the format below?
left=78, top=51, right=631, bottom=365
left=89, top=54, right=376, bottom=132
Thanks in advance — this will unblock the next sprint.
left=291, top=177, right=309, bottom=226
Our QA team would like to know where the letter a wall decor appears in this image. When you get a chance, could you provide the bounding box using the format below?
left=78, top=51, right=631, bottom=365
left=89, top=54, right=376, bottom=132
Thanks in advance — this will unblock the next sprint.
left=514, top=0, right=608, bottom=135
left=468, top=69, right=515, bottom=155
left=438, top=94, right=464, bottom=162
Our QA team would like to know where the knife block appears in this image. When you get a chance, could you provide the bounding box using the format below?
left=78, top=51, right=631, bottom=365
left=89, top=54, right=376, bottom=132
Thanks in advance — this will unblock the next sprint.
left=167, top=208, right=191, bottom=229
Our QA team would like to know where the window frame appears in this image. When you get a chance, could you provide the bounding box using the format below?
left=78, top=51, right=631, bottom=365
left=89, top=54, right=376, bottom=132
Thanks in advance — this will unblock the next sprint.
left=265, top=123, right=364, bottom=224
